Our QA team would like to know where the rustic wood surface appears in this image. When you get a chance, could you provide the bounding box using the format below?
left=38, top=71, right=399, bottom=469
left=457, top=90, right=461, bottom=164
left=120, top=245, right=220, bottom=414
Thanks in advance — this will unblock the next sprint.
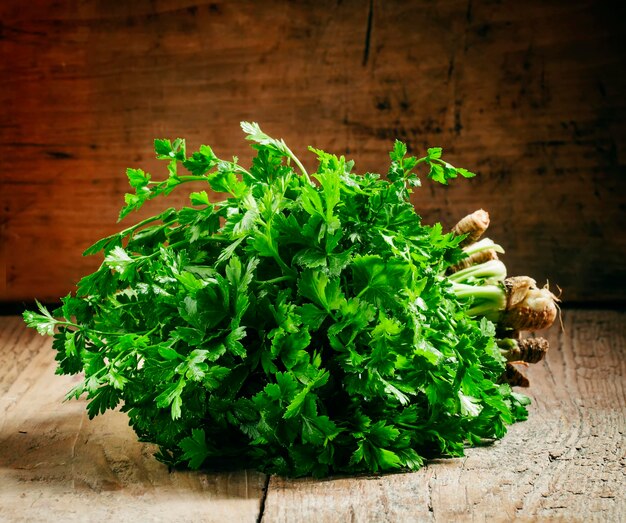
left=1, top=0, right=625, bottom=303
left=1, top=310, right=624, bottom=522
left=0, top=316, right=267, bottom=523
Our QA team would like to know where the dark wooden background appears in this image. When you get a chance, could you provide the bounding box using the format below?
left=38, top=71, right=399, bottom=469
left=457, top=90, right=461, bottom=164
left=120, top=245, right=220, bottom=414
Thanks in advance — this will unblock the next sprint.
left=1, top=0, right=625, bottom=304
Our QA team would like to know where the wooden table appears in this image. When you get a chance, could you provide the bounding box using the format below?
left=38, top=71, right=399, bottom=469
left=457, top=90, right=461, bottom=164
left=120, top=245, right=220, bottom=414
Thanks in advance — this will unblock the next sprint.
left=1, top=311, right=624, bottom=522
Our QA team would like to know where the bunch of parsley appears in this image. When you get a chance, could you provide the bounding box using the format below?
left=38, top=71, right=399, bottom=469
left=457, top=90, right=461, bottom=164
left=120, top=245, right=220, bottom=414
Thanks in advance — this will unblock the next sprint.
left=24, top=123, right=529, bottom=477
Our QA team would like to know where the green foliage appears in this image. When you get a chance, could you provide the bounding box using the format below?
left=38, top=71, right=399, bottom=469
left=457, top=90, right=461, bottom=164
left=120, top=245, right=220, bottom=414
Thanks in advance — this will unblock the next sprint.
left=23, top=123, right=527, bottom=477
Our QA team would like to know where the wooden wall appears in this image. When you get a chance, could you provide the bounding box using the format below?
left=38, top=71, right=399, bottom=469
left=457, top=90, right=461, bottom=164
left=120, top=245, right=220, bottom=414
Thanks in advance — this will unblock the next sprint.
left=1, top=0, right=625, bottom=304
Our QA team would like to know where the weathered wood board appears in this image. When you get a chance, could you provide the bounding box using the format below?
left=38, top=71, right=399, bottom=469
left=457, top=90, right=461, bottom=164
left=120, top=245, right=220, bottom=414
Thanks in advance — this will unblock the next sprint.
left=1, top=311, right=624, bottom=521
left=1, top=1, right=625, bottom=303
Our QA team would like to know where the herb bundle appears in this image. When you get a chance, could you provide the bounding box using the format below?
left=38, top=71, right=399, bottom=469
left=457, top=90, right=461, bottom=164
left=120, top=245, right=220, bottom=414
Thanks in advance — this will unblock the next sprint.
left=24, top=123, right=533, bottom=477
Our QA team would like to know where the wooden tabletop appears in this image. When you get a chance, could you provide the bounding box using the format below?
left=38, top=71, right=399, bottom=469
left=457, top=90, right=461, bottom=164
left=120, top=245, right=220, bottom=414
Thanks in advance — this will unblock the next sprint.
left=0, top=310, right=623, bottom=522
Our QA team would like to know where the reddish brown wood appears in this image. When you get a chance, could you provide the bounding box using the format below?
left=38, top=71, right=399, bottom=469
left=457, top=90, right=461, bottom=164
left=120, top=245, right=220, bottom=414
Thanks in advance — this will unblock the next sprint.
left=1, top=0, right=625, bottom=302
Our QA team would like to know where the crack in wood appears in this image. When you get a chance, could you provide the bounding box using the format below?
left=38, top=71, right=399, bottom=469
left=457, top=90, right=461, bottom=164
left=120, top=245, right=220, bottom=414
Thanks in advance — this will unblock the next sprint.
left=256, top=474, right=271, bottom=523
left=362, top=0, right=374, bottom=66
left=427, top=469, right=435, bottom=515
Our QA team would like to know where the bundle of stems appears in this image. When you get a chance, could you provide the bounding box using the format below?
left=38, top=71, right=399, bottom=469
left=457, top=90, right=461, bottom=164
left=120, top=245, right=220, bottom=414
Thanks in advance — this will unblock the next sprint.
left=447, top=210, right=559, bottom=386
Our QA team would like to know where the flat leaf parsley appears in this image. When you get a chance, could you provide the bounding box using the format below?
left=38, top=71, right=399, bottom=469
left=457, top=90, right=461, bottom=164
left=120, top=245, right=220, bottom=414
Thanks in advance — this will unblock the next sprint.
left=24, top=123, right=528, bottom=477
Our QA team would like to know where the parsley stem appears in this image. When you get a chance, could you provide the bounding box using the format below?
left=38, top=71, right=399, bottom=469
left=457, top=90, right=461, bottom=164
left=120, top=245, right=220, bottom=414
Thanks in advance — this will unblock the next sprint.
left=149, top=175, right=209, bottom=184
left=355, top=285, right=370, bottom=299
left=259, top=275, right=295, bottom=285
left=283, top=146, right=309, bottom=180
left=273, top=252, right=297, bottom=278
left=396, top=421, right=420, bottom=430
left=450, top=281, right=506, bottom=319
left=291, top=155, right=309, bottom=179
left=120, top=212, right=173, bottom=236
left=448, top=260, right=507, bottom=284
left=58, top=320, right=81, bottom=329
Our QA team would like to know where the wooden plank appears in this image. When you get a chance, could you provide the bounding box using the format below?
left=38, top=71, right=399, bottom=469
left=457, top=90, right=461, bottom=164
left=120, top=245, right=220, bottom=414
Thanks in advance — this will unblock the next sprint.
left=1, top=0, right=625, bottom=303
left=260, top=310, right=626, bottom=521
left=0, top=317, right=265, bottom=523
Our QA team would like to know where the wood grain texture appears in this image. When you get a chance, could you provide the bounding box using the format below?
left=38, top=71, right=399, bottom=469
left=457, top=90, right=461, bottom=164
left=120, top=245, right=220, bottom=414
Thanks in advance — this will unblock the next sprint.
left=260, top=310, right=626, bottom=522
left=0, top=317, right=266, bottom=523
left=1, top=0, right=625, bottom=302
